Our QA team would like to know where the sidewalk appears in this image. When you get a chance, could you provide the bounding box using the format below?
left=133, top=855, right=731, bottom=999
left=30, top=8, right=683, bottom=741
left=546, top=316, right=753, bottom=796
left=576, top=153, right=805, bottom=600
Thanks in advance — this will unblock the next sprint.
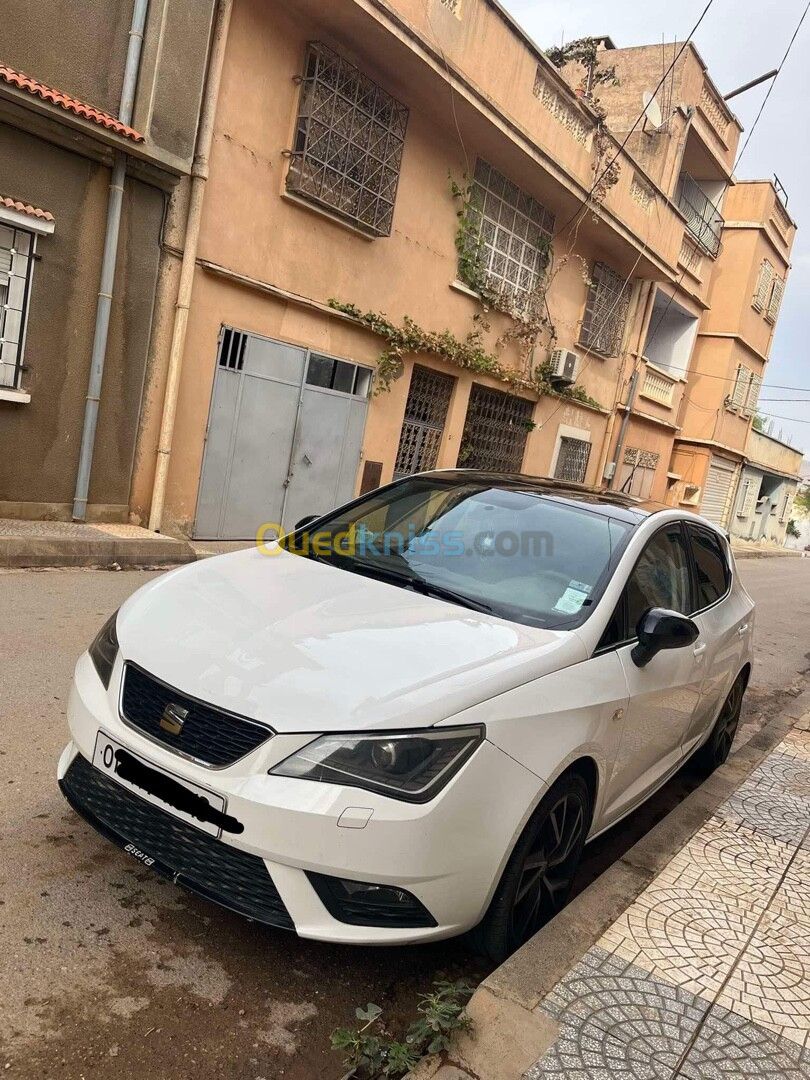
left=0, top=518, right=198, bottom=568
left=528, top=721, right=810, bottom=1078
left=433, top=698, right=810, bottom=1080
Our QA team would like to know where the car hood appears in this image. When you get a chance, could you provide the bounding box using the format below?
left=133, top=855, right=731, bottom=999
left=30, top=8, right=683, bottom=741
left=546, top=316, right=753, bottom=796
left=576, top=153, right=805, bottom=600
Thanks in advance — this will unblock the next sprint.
left=116, top=547, right=586, bottom=733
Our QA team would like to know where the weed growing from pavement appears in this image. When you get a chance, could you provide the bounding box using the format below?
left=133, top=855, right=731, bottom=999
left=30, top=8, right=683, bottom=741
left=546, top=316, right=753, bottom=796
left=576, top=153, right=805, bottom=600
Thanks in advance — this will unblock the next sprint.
left=330, top=978, right=474, bottom=1078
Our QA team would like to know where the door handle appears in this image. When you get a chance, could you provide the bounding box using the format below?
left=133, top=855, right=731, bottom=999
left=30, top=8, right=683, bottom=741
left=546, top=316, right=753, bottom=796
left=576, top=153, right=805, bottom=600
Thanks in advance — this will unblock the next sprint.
left=738, top=623, right=750, bottom=636
left=693, top=642, right=707, bottom=657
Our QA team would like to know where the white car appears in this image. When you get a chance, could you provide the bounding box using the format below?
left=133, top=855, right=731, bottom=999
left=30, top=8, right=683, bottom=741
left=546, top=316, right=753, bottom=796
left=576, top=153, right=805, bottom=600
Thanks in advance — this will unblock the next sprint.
left=59, top=471, right=753, bottom=961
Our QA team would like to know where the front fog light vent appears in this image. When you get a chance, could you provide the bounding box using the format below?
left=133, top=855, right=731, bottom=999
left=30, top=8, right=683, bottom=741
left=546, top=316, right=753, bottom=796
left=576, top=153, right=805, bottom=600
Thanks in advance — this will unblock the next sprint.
left=307, top=872, right=437, bottom=928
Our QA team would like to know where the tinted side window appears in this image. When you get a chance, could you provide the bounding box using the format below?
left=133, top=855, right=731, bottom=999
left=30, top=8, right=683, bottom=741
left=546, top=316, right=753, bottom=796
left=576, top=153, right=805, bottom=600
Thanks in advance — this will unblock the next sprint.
left=688, top=525, right=730, bottom=609
left=625, top=525, right=691, bottom=634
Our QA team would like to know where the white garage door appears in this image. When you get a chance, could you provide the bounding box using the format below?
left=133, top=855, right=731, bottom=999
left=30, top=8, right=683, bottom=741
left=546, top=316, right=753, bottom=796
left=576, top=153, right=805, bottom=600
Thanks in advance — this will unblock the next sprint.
left=702, top=457, right=737, bottom=525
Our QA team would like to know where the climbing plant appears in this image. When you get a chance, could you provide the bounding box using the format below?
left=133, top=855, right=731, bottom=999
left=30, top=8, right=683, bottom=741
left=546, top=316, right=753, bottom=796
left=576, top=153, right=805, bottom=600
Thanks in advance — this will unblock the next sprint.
left=327, top=300, right=600, bottom=409
left=545, top=37, right=621, bottom=204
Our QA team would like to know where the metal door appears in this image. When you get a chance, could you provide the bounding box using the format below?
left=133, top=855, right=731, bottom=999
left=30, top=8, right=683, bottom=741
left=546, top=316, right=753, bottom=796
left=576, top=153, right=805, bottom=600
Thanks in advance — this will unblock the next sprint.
left=702, top=457, right=737, bottom=526
left=194, top=329, right=371, bottom=539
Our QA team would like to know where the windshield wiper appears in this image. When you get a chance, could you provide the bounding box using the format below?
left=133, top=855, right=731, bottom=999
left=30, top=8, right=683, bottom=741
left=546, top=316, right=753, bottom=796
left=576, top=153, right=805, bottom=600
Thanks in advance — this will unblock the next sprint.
left=322, top=556, right=493, bottom=614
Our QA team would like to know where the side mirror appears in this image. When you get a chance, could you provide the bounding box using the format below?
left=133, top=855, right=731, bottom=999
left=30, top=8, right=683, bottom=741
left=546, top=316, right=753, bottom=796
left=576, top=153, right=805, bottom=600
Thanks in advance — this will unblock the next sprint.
left=294, top=514, right=320, bottom=532
left=631, top=607, right=699, bottom=668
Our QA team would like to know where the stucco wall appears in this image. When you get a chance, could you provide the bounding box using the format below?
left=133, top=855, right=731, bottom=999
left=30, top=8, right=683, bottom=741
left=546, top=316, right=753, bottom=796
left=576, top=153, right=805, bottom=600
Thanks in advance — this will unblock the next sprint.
left=0, top=124, right=163, bottom=514
left=2, top=0, right=215, bottom=167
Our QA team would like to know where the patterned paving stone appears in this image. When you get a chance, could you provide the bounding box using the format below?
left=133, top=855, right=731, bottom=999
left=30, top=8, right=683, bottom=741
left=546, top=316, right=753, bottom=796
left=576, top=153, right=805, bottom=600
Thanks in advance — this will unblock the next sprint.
left=649, top=817, right=792, bottom=914
left=676, top=1002, right=810, bottom=1078
left=599, top=882, right=760, bottom=1001
left=529, top=947, right=810, bottom=1079
left=715, top=775, right=810, bottom=847
left=714, top=906, right=810, bottom=1048
left=538, top=947, right=707, bottom=1053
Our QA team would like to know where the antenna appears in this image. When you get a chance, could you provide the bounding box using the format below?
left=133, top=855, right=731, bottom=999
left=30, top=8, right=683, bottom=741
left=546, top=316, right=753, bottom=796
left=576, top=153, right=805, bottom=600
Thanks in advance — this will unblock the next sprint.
left=642, top=90, right=664, bottom=131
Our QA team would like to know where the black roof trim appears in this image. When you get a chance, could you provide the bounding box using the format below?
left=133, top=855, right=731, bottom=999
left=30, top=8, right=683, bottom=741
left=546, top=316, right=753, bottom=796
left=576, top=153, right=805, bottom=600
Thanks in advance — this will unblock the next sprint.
left=411, top=470, right=657, bottom=524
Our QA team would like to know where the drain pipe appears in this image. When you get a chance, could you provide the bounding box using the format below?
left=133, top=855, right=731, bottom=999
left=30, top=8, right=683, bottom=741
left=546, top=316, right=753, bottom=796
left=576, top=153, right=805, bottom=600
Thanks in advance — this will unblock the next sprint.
left=608, top=368, right=639, bottom=490
left=148, top=0, right=233, bottom=533
left=72, top=0, right=149, bottom=520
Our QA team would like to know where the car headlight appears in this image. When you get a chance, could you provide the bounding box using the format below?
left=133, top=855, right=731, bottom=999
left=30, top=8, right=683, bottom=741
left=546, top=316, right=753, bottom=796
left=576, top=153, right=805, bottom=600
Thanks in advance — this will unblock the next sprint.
left=270, top=726, right=484, bottom=803
left=89, top=610, right=119, bottom=689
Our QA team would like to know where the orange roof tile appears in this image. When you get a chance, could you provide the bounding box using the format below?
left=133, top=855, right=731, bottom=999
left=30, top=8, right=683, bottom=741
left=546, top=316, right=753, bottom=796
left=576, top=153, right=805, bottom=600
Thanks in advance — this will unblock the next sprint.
left=0, top=63, right=144, bottom=142
left=0, top=195, right=55, bottom=222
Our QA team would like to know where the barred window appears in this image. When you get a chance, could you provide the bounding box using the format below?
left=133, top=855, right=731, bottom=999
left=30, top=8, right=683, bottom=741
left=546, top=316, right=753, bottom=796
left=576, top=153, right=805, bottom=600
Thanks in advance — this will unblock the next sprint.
left=0, top=223, right=36, bottom=390
left=766, top=276, right=784, bottom=324
left=579, top=262, right=631, bottom=357
left=752, top=259, right=773, bottom=313
left=287, top=43, right=409, bottom=237
left=394, top=365, right=455, bottom=478
left=554, top=436, right=591, bottom=484
left=465, top=159, right=555, bottom=307
left=459, top=384, right=534, bottom=473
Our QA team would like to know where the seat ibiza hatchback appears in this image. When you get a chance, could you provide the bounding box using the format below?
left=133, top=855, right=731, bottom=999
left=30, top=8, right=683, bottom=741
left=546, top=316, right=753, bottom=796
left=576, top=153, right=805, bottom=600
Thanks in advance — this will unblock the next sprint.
left=59, top=471, right=753, bottom=960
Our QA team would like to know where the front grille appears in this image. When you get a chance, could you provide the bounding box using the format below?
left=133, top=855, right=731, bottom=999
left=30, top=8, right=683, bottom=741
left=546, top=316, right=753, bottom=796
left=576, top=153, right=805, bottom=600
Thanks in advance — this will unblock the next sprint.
left=61, top=755, right=294, bottom=930
left=121, top=663, right=273, bottom=767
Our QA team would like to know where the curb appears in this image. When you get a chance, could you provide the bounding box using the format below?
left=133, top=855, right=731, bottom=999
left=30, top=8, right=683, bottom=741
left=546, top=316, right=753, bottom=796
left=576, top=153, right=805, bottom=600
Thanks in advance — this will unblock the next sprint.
left=0, top=535, right=199, bottom=569
left=447, top=699, right=809, bottom=1080
left=732, top=547, right=804, bottom=559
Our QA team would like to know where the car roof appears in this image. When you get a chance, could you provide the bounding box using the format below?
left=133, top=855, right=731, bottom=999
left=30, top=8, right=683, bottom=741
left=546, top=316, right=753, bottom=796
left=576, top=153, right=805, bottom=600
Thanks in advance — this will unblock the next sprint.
left=414, top=469, right=656, bottom=525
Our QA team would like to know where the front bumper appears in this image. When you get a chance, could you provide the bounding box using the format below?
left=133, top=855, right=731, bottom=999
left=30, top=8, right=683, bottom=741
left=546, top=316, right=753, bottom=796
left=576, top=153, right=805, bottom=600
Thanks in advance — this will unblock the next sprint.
left=60, top=651, right=544, bottom=944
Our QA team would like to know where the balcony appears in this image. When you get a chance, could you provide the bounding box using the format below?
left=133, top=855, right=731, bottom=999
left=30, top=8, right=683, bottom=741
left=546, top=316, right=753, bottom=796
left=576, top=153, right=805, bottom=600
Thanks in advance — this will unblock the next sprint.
left=640, top=365, right=676, bottom=408
left=677, top=174, right=724, bottom=258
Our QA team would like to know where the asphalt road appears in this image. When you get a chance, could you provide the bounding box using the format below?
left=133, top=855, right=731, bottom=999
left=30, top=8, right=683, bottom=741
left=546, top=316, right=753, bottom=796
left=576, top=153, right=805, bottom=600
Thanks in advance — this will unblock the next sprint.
left=1, top=558, right=808, bottom=1079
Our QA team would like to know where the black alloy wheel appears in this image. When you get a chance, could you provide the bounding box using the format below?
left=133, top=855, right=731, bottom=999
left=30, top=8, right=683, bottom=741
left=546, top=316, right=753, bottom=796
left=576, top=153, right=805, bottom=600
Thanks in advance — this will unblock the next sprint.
left=472, top=773, right=591, bottom=963
left=695, top=674, right=745, bottom=775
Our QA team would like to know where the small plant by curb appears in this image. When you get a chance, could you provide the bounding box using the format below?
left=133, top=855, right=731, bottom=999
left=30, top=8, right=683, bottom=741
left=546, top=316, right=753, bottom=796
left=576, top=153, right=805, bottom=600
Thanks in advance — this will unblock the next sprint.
left=331, top=979, right=474, bottom=1079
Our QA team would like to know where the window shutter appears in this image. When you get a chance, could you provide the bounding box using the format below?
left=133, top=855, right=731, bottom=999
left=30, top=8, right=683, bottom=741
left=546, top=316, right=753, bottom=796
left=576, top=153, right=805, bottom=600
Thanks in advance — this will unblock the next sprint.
left=0, top=225, right=35, bottom=389
left=752, top=260, right=773, bottom=312
left=766, top=277, right=784, bottom=324
left=731, top=364, right=748, bottom=409
left=745, top=373, right=762, bottom=414
left=738, top=478, right=759, bottom=517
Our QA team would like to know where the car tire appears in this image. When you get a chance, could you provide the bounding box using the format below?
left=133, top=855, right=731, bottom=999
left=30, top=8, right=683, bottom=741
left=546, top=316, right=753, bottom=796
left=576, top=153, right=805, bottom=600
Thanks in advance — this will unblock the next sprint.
left=470, top=772, right=592, bottom=964
left=694, top=673, right=746, bottom=776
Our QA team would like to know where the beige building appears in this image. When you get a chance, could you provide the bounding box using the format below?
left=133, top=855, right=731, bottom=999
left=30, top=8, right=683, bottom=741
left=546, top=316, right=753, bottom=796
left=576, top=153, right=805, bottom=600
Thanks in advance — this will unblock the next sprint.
left=129, top=0, right=799, bottom=539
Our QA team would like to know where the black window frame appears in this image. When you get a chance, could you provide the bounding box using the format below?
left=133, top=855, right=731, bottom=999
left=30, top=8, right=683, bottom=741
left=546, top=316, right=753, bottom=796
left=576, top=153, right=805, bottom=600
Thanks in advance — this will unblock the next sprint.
left=595, top=518, right=734, bottom=655
left=684, top=522, right=732, bottom=615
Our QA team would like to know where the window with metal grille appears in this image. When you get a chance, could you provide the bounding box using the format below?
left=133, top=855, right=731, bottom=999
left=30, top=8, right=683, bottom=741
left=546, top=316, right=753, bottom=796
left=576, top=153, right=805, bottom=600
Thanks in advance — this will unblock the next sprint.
left=0, top=223, right=35, bottom=389
left=766, top=276, right=784, bottom=324
left=286, top=43, right=409, bottom=237
left=579, top=262, right=631, bottom=357
left=554, top=436, right=591, bottom=484
left=465, top=159, right=555, bottom=308
left=752, top=259, right=773, bottom=313
left=459, top=384, right=534, bottom=473
left=218, top=327, right=247, bottom=371
left=394, top=365, right=455, bottom=478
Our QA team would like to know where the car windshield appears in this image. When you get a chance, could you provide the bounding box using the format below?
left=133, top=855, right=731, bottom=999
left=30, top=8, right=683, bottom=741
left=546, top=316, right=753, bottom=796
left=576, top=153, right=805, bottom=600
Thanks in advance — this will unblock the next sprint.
left=284, top=476, right=634, bottom=629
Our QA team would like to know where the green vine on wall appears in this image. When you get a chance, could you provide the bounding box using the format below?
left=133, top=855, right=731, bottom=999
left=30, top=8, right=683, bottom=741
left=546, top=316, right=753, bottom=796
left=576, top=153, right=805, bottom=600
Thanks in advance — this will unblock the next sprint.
left=326, top=299, right=601, bottom=409
left=545, top=37, right=621, bottom=204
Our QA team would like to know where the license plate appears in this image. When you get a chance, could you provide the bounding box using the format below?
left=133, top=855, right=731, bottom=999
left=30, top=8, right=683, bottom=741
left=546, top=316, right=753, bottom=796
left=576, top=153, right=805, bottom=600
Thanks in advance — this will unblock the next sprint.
left=92, top=731, right=228, bottom=838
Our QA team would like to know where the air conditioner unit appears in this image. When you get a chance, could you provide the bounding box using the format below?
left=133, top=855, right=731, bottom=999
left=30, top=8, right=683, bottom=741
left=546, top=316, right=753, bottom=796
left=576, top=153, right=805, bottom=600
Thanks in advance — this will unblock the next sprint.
left=548, top=348, right=580, bottom=384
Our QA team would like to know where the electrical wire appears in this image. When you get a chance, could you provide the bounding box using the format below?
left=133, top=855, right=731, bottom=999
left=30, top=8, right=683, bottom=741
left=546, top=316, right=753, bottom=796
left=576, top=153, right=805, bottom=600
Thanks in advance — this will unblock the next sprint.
left=734, top=0, right=810, bottom=170
left=552, top=0, right=717, bottom=239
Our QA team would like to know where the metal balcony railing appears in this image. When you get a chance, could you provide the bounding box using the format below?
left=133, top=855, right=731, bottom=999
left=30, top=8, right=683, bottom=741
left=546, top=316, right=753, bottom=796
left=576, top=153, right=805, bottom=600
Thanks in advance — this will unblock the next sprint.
left=677, top=174, right=724, bottom=258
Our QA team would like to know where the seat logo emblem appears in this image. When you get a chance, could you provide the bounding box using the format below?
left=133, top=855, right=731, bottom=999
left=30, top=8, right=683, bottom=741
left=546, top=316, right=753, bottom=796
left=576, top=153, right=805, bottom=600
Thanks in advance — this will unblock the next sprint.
left=160, top=702, right=189, bottom=736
